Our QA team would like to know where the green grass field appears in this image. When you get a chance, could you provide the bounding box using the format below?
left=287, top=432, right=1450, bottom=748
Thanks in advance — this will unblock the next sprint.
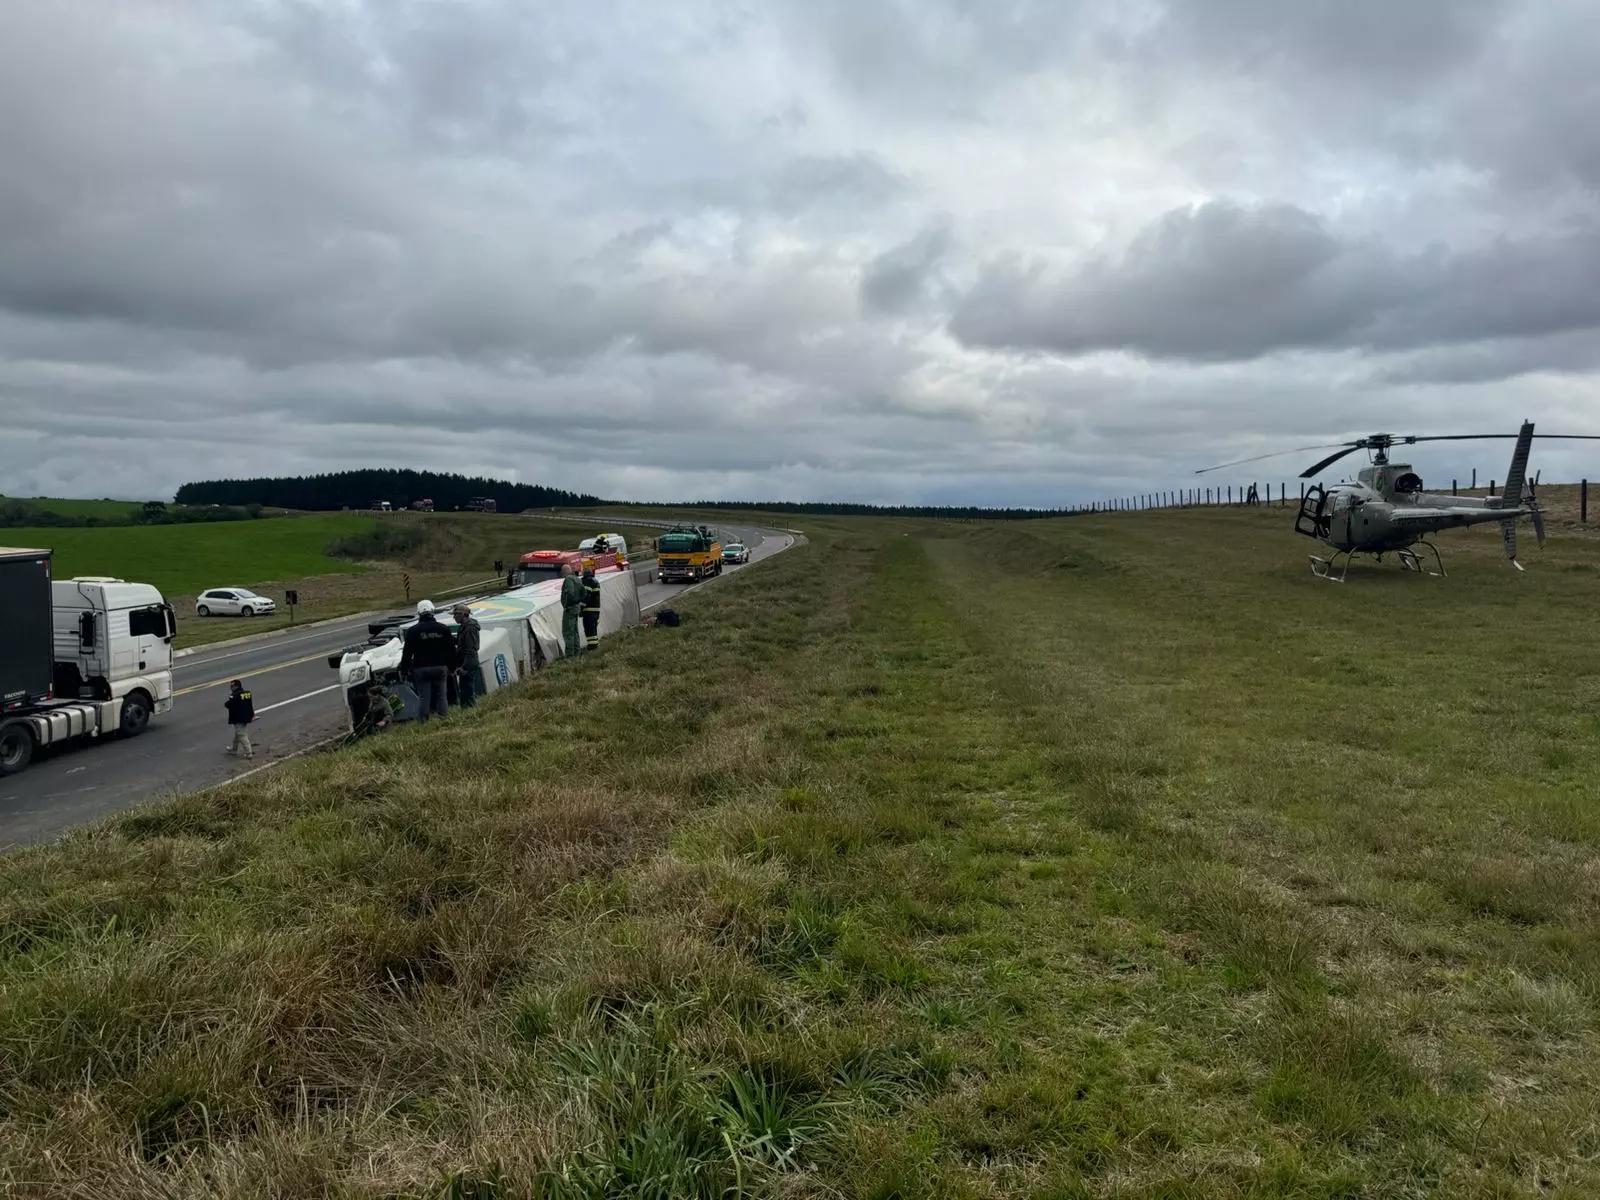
left=2, top=514, right=376, bottom=596
left=3, top=507, right=1599, bottom=1197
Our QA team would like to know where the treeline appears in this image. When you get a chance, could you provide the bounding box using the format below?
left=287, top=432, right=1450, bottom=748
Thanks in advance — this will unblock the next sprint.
left=175, top=470, right=600, bottom=513
left=0, top=499, right=265, bottom=529
left=173, top=471, right=1085, bottom=521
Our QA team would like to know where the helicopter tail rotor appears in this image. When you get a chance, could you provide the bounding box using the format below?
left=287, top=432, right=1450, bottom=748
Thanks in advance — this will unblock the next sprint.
left=1526, top=468, right=1546, bottom=546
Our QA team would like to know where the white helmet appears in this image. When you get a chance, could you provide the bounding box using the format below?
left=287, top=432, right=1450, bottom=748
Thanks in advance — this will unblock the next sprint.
left=416, top=599, right=435, bottom=614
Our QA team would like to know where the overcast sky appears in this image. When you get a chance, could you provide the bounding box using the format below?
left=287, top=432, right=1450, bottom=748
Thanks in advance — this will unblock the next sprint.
left=4, top=0, right=1600, bottom=507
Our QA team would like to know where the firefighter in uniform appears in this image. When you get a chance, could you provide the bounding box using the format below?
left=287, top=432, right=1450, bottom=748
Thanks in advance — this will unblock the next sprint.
left=581, top=558, right=602, bottom=651
left=559, top=563, right=584, bottom=658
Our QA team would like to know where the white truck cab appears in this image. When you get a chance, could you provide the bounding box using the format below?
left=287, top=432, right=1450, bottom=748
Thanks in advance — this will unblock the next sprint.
left=50, top=577, right=176, bottom=731
left=1, top=557, right=178, bottom=776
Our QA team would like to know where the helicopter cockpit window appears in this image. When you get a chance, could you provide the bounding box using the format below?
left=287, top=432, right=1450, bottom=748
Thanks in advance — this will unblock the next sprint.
left=1393, top=472, right=1423, bottom=494
left=1331, top=491, right=1351, bottom=511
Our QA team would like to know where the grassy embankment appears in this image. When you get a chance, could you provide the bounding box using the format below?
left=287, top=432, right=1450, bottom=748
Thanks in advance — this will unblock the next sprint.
left=3, top=506, right=1600, bottom=1197
left=3, top=512, right=668, bottom=650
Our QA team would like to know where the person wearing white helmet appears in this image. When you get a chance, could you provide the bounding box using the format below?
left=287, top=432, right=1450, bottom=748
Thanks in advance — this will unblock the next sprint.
left=398, top=598, right=456, bottom=721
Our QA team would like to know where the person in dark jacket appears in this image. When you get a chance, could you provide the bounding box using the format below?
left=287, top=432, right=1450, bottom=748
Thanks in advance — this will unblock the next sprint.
left=581, top=560, right=602, bottom=651
left=560, top=563, right=584, bottom=657
left=224, top=680, right=255, bottom=759
left=451, top=603, right=482, bottom=707
left=399, top=599, right=456, bottom=721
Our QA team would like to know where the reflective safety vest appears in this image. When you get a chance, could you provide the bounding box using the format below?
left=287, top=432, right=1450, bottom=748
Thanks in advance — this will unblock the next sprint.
left=582, top=575, right=601, bottom=613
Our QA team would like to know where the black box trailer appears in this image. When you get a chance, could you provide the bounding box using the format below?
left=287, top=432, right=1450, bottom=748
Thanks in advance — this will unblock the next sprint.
left=0, top=547, right=54, bottom=714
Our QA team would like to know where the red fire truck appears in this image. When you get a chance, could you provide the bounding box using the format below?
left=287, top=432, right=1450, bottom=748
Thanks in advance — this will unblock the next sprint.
left=513, top=543, right=626, bottom=586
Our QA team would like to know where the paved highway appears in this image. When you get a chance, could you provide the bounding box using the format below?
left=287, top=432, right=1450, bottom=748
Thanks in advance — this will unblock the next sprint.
left=0, top=523, right=792, bottom=850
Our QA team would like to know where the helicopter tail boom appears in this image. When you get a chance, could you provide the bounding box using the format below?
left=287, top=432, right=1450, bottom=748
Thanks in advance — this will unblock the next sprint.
left=1496, top=421, right=1537, bottom=569
left=1494, top=421, right=1535, bottom=513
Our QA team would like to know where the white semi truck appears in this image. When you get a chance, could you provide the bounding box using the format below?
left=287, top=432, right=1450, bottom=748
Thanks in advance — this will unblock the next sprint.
left=0, top=547, right=177, bottom=777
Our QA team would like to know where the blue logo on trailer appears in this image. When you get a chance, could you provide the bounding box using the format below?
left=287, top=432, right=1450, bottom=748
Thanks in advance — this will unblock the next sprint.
left=494, top=654, right=509, bottom=686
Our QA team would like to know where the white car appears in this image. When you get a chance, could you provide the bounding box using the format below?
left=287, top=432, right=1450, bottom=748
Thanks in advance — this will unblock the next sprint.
left=195, top=587, right=277, bottom=617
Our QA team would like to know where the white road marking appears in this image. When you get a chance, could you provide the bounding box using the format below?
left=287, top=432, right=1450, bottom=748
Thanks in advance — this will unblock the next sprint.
left=254, top=683, right=342, bottom=715
left=208, top=735, right=343, bottom=790
left=173, top=648, right=340, bottom=697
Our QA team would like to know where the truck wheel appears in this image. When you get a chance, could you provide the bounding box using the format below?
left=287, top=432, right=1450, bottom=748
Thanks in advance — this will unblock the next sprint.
left=119, top=692, right=152, bottom=737
left=0, top=722, right=35, bottom=776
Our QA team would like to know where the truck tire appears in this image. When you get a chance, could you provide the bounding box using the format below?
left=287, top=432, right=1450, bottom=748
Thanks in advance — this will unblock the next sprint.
left=0, top=722, right=35, bottom=777
left=119, top=692, right=152, bottom=737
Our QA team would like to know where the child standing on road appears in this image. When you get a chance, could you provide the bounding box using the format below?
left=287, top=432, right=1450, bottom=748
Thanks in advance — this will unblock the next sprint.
left=225, top=680, right=255, bottom=759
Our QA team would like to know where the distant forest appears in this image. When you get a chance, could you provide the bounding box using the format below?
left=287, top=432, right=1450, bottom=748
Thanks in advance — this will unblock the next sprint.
left=175, top=470, right=601, bottom=512
left=174, top=470, right=1083, bottom=520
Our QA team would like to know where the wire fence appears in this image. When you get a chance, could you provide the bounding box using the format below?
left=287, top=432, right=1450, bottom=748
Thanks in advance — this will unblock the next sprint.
left=1076, top=477, right=1598, bottom=521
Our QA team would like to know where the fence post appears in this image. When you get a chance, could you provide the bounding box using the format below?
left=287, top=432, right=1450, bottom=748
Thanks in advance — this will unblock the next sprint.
left=1452, top=479, right=1457, bottom=496
left=1472, top=468, right=1477, bottom=489
left=1490, top=479, right=1496, bottom=497
left=1228, top=485, right=1233, bottom=504
left=1583, top=479, right=1589, bottom=523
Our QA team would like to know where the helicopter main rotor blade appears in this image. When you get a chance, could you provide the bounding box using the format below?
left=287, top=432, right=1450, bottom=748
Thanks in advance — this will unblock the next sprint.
left=1407, top=433, right=1600, bottom=443
left=1193, top=441, right=1352, bottom=475
left=1299, top=444, right=1364, bottom=478
left=1202, top=429, right=1600, bottom=480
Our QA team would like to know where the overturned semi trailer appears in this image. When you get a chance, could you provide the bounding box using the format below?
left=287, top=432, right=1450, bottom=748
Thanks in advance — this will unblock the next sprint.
left=330, top=569, right=642, bottom=731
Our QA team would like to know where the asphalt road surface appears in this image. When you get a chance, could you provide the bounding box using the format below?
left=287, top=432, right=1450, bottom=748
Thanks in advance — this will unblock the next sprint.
left=0, top=523, right=792, bottom=850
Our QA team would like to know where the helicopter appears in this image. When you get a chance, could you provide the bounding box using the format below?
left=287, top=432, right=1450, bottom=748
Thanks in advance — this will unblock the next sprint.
left=1195, top=420, right=1600, bottom=581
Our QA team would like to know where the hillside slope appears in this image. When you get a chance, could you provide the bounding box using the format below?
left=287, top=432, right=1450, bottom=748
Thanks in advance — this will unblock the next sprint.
left=2, top=507, right=1598, bottom=1197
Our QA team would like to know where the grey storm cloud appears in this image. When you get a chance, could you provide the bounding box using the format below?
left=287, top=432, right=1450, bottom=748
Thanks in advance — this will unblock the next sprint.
left=3, top=0, right=1600, bottom=508
left=859, top=225, right=954, bottom=315
left=947, top=200, right=1600, bottom=364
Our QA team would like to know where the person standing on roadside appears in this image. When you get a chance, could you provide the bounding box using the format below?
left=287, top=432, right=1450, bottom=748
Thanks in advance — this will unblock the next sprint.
left=224, top=679, right=255, bottom=759
left=581, top=558, right=602, bottom=651
left=560, top=562, right=584, bottom=658
left=400, top=599, right=456, bottom=721
left=451, top=602, right=482, bottom=708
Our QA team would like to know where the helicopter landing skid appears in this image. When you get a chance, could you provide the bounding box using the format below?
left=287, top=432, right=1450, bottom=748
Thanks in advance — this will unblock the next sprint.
left=1308, top=551, right=1352, bottom=582
left=1397, top=541, right=1446, bottom=577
